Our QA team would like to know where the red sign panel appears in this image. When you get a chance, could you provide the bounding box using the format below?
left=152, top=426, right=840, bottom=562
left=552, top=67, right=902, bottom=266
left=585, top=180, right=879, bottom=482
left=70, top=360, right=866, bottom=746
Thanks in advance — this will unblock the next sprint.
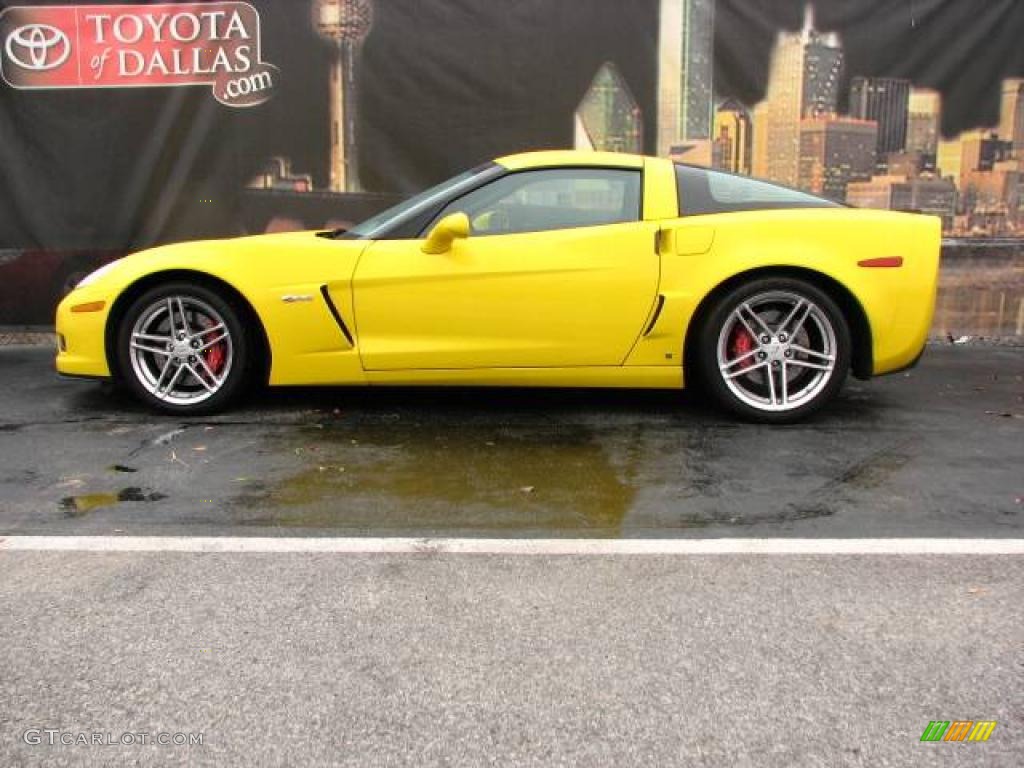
left=0, top=3, right=277, bottom=106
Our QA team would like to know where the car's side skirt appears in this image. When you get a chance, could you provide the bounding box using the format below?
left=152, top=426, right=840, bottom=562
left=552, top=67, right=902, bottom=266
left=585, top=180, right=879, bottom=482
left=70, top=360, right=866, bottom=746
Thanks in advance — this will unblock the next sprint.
left=361, top=366, right=684, bottom=389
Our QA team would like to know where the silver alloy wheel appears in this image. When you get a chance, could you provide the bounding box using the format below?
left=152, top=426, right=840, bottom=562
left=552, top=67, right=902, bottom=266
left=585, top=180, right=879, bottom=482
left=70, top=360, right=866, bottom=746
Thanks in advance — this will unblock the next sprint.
left=128, top=295, right=234, bottom=406
left=715, top=290, right=837, bottom=413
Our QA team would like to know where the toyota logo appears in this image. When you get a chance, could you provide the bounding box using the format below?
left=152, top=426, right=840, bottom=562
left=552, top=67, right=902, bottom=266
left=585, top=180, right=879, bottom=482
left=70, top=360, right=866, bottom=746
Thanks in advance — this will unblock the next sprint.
left=4, top=23, right=71, bottom=71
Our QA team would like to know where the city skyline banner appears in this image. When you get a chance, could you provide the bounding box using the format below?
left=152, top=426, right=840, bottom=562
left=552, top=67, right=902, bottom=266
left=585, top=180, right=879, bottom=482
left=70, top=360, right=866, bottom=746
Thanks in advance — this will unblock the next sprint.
left=0, top=0, right=1022, bottom=328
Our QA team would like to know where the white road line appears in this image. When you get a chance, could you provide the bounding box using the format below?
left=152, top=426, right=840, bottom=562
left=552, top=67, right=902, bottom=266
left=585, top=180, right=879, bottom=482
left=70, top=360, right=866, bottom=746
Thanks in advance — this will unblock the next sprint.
left=1, top=537, right=1023, bottom=555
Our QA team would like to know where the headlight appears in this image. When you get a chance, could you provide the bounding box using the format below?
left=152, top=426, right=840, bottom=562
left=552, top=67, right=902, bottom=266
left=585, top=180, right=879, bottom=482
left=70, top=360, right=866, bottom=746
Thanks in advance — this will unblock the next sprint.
left=74, top=259, right=122, bottom=290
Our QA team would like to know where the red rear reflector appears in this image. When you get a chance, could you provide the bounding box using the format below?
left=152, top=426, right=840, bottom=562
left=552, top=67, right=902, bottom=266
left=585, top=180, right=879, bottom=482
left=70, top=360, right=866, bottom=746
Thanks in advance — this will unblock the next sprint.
left=71, top=300, right=106, bottom=313
left=858, top=256, right=903, bottom=268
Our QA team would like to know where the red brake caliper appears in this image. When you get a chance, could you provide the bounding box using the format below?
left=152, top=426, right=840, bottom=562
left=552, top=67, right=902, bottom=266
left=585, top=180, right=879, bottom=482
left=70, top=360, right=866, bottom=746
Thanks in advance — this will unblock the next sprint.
left=729, top=325, right=755, bottom=372
left=200, top=318, right=227, bottom=376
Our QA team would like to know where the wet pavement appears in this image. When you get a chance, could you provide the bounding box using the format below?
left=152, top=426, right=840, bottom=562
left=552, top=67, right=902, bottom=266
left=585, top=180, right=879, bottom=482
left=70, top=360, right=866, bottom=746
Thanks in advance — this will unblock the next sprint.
left=3, top=343, right=1023, bottom=766
left=1, top=344, right=1021, bottom=538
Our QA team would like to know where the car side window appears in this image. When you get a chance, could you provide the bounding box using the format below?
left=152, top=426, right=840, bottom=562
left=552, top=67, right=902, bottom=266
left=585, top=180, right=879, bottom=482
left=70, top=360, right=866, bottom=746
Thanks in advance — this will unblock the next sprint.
left=425, top=168, right=642, bottom=236
left=675, top=164, right=837, bottom=216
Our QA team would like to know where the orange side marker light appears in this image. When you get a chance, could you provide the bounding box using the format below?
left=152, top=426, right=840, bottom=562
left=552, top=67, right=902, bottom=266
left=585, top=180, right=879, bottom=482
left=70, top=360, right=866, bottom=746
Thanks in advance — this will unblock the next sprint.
left=857, top=256, right=903, bottom=268
left=70, top=301, right=106, bottom=313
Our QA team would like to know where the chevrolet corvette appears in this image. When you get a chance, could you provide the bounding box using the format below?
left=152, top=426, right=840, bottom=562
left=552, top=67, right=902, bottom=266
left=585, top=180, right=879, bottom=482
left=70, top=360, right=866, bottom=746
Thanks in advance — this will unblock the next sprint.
left=56, top=150, right=940, bottom=422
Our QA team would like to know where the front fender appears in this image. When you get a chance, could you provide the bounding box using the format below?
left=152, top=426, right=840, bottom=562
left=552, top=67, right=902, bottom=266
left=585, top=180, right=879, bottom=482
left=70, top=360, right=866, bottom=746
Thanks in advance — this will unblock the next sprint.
left=58, top=232, right=372, bottom=385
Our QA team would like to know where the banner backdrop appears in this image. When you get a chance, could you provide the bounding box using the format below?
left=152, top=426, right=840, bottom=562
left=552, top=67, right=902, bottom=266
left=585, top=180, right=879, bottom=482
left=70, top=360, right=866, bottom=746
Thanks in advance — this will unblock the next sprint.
left=1, top=0, right=1023, bottom=330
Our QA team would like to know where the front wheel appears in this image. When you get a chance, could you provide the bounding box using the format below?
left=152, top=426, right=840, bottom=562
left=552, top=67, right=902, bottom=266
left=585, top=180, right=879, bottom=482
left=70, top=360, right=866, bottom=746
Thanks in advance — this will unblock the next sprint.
left=694, top=278, right=851, bottom=423
left=116, top=282, right=250, bottom=415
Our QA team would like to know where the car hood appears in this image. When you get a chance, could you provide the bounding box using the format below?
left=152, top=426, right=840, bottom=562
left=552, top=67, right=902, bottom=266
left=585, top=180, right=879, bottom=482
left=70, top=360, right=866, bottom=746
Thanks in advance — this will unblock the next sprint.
left=72, top=230, right=371, bottom=298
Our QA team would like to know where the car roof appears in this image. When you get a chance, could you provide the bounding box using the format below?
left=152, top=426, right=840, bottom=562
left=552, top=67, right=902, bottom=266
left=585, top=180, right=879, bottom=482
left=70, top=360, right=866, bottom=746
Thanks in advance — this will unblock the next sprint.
left=495, top=150, right=645, bottom=171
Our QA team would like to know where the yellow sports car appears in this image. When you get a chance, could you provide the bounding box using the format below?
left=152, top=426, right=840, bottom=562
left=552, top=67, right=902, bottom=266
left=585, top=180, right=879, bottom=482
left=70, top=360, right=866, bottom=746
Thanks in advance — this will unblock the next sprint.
left=56, top=150, right=940, bottom=422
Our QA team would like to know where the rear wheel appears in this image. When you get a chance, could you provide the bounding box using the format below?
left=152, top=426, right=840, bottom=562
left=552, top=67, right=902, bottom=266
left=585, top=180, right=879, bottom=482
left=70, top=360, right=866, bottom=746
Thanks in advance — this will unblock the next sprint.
left=694, top=277, right=851, bottom=423
left=116, top=282, right=250, bottom=415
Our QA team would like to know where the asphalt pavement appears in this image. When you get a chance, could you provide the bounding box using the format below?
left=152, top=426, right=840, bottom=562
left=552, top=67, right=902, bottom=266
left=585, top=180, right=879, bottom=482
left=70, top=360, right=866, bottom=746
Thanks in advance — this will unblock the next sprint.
left=2, top=551, right=1022, bottom=767
left=0, top=344, right=1021, bottom=538
left=1, top=343, right=1022, bottom=766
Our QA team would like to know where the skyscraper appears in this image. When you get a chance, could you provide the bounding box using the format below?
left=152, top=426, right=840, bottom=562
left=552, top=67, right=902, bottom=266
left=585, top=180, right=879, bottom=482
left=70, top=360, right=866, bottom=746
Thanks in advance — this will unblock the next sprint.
left=960, top=133, right=1012, bottom=175
left=314, top=0, right=374, bottom=193
left=802, top=32, right=842, bottom=118
left=906, top=88, right=941, bottom=155
left=798, top=117, right=878, bottom=201
left=752, top=32, right=803, bottom=186
left=937, top=129, right=1017, bottom=229
left=940, top=131, right=1012, bottom=189
left=998, top=79, right=1024, bottom=151
left=751, top=9, right=843, bottom=188
left=848, top=77, right=911, bottom=166
left=937, top=130, right=982, bottom=184
left=657, top=0, right=715, bottom=156
left=712, top=99, right=752, bottom=174
left=960, top=162, right=1021, bottom=233
left=575, top=62, right=643, bottom=153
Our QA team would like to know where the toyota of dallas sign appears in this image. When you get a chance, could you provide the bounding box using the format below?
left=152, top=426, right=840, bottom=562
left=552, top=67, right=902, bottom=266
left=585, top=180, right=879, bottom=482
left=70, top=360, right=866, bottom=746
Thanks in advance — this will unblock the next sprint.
left=0, top=3, right=278, bottom=107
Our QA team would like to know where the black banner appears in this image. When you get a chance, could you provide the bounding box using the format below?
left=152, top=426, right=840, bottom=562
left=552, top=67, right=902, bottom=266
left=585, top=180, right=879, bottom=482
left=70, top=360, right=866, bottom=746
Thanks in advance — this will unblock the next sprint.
left=1, top=1, right=1022, bottom=326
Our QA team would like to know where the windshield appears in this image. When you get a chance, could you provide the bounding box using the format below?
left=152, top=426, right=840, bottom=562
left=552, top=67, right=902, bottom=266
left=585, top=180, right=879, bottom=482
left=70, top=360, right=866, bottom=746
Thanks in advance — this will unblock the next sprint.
left=340, top=163, right=501, bottom=240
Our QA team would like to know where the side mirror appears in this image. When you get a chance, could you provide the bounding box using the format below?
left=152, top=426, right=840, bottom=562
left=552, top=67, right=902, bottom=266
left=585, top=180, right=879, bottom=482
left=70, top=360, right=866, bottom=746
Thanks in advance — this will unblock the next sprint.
left=421, top=212, right=470, bottom=254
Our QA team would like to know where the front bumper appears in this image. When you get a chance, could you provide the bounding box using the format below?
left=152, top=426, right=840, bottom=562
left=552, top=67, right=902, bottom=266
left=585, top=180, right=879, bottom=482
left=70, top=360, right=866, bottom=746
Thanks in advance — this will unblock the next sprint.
left=54, top=292, right=113, bottom=378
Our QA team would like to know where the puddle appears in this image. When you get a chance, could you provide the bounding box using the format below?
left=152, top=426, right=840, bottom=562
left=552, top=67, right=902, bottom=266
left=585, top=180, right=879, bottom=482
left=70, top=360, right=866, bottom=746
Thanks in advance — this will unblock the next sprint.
left=61, top=493, right=120, bottom=516
left=236, top=423, right=634, bottom=534
left=60, top=487, right=167, bottom=517
left=232, top=420, right=898, bottom=534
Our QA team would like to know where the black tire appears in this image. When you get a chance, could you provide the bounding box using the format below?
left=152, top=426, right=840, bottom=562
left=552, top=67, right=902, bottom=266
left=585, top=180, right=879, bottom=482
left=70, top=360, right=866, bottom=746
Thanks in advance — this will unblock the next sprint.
left=693, top=277, right=852, bottom=424
left=115, top=282, right=252, bottom=415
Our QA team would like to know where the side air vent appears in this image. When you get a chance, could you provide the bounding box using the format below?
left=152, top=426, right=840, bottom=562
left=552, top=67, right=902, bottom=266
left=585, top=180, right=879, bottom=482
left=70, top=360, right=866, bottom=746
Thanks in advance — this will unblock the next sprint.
left=319, top=285, right=355, bottom=346
left=642, top=295, right=665, bottom=336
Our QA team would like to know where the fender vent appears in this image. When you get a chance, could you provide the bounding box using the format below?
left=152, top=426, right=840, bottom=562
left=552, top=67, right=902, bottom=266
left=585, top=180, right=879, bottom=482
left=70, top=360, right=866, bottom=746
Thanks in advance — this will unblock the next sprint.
left=319, top=285, right=355, bottom=346
left=643, top=295, right=665, bottom=336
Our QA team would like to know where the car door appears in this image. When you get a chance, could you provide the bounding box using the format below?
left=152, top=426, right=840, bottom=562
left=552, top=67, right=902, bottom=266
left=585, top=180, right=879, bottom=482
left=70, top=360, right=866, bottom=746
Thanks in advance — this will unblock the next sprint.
left=350, top=167, right=661, bottom=371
